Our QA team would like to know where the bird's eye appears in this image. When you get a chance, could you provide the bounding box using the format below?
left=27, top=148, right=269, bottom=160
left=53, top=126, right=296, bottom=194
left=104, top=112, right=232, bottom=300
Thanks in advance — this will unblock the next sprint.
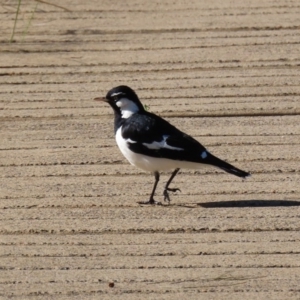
left=113, top=96, right=118, bottom=102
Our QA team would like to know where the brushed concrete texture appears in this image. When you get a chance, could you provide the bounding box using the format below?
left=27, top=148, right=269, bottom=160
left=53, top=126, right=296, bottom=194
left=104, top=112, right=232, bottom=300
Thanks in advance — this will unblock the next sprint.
left=1, top=0, right=300, bottom=299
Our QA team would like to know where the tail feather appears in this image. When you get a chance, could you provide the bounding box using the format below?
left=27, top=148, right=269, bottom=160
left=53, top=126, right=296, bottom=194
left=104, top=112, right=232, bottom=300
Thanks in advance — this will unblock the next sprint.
left=206, top=153, right=250, bottom=178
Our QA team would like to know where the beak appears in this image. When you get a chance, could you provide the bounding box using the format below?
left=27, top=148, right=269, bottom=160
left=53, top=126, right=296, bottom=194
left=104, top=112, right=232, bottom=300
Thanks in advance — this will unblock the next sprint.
left=94, top=97, right=108, bottom=102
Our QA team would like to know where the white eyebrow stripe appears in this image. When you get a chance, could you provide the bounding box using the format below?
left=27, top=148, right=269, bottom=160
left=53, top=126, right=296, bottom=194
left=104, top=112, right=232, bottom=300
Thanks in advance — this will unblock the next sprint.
left=111, top=92, right=124, bottom=97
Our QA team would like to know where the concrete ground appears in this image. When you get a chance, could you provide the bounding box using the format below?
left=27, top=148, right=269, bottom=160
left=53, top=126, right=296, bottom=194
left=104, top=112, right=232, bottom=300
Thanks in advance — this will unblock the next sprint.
left=1, top=0, right=300, bottom=299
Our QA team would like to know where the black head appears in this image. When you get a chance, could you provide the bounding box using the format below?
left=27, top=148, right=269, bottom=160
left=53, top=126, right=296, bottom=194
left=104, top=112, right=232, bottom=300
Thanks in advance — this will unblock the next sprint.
left=99, top=85, right=145, bottom=118
left=106, top=85, right=139, bottom=103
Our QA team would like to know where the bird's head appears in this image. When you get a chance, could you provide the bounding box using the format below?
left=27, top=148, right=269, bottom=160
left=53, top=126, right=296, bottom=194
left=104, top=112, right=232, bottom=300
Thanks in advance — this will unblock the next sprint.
left=95, top=85, right=145, bottom=118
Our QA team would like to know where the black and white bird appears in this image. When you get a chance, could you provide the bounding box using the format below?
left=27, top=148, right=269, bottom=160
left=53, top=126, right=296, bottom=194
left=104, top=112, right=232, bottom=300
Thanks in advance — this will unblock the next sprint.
left=95, top=85, right=250, bottom=205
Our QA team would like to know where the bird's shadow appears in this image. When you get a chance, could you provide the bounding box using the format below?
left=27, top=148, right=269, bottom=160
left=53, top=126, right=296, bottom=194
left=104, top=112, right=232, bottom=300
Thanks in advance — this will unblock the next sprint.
left=199, top=199, right=300, bottom=208
left=175, top=199, right=300, bottom=208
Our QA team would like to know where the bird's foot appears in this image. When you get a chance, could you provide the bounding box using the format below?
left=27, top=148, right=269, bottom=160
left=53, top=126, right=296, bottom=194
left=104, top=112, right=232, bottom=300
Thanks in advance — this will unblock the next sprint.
left=137, top=198, right=162, bottom=205
left=163, top=187, right=181, bottom=203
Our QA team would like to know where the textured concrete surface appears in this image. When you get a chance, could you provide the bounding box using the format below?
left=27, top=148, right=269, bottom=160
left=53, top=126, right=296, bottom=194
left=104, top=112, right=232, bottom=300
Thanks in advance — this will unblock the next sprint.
left=1, top=0, right=300, bottom=299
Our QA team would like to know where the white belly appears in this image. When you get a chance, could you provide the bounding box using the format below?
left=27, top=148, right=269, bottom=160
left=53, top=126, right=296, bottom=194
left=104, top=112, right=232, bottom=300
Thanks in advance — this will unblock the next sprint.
left=116, top=127, right=205, bottom=172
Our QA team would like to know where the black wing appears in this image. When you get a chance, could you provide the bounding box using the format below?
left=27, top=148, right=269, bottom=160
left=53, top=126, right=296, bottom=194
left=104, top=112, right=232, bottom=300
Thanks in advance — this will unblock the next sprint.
left=121, top=112, right=207, bottom=163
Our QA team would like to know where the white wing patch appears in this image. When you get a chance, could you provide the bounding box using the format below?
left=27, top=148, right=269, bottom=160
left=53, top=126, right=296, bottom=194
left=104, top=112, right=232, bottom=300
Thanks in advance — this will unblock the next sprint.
left=126, top=138, right=137, bottom=144
left=143, top=135, right=183, bottom=151
left=201, top=150, right=208, bottom=159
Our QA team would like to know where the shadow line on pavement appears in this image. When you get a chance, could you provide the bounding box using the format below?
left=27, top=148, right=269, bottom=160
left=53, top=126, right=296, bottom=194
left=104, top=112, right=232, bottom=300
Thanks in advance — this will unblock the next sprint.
left=197, top=199, right=300, bottom=208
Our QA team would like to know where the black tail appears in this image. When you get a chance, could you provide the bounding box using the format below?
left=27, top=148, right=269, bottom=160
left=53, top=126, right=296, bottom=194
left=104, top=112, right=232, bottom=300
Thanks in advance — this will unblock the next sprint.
left=206, top=153, right=250, bottom=178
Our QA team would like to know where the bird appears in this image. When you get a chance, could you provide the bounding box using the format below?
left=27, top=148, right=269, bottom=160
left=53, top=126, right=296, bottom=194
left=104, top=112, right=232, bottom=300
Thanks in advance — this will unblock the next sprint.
left=95, top=85, right=250, bottom=205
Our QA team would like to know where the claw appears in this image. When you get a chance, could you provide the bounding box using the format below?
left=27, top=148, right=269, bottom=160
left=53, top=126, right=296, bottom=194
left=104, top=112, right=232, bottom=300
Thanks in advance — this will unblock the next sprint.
left=163, top=187, right=181, bottom=203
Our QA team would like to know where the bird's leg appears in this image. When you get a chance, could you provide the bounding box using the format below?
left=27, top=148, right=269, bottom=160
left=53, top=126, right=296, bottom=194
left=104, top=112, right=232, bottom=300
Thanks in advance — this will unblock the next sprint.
left=138, top=171, right=161, bottom=205
left=163, top=168, right=181, bottom=203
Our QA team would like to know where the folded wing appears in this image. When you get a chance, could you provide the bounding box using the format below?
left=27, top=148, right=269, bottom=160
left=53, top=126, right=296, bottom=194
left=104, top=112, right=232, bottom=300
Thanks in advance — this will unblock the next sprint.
left=121, top=112, right=207, bottom=162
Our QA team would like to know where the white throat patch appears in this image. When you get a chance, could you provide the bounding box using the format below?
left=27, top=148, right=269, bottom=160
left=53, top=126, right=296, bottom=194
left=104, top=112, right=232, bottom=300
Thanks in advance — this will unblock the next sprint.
left=116, top=97, right=139, bottom=118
